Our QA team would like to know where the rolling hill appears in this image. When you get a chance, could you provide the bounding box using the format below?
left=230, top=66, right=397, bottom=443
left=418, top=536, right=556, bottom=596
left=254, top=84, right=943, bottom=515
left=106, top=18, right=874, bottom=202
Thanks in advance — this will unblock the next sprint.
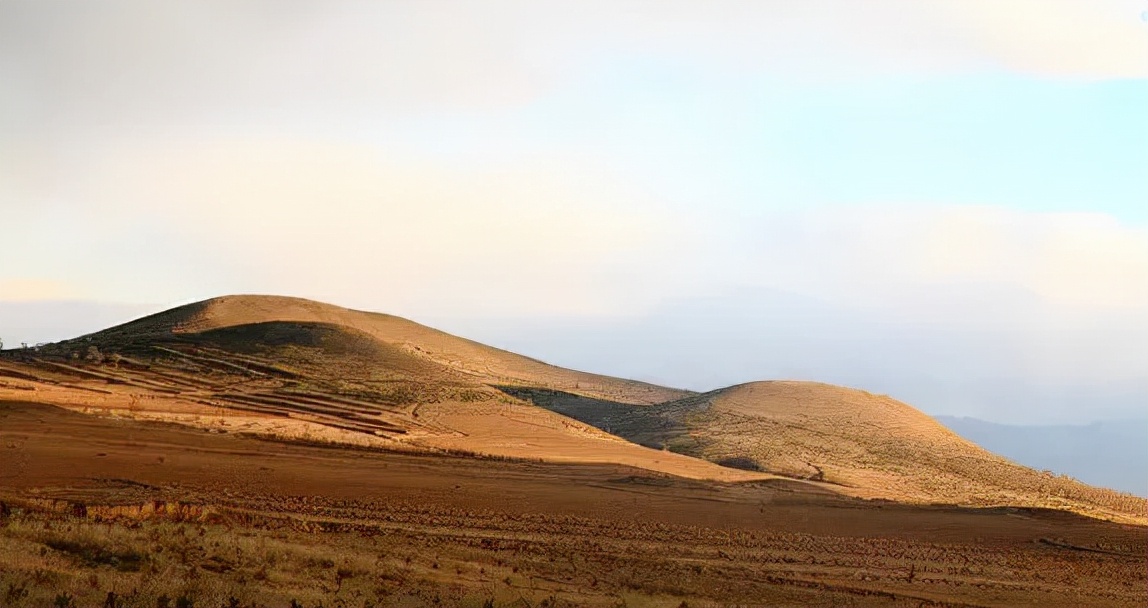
left=0, top=295, right=755, bottom=483
left=492, top=382, right=1148, bottom=523
left=80, top=294, right=688, bottom=405
left=1, top=294, right=1144, bottom=523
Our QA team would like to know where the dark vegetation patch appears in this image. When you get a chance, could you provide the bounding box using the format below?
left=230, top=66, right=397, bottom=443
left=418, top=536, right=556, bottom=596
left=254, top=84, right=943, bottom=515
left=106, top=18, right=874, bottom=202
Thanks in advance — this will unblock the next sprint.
left=44, top=539, right=145, bottom=572
left=494, top=386, right=699, bottom=453
left=716, top=456, right=763, bottom=472
left=190, top=322, right=383, bottom=358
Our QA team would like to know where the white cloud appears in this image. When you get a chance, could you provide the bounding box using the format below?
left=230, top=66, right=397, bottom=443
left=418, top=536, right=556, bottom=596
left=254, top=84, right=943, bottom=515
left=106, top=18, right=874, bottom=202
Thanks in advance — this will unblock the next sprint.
left=14, top=127, right=1145, bottom=333
left=725, top=205, right=1148, bottom=330
left=5, top=135, right=1145, bottom=420
left=2, top=0, right=1141, bottom=145
left=0, top=278, right=79, bottom=301
left=30, top=135, right=695, bottom=317
left=938, top=0, right=1148, bottom=80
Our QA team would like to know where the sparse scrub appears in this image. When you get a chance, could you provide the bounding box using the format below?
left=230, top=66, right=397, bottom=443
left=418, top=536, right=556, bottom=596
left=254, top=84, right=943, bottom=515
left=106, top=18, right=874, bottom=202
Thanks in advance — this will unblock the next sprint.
left=85, top=346, right=104, bottom=365
left=1, top=481, right=1143, bottom=608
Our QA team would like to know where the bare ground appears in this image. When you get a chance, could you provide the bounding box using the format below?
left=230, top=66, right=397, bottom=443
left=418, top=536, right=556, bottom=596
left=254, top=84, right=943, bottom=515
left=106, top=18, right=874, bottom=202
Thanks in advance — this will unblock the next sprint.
left=2, top=400, right=1145, bottom=608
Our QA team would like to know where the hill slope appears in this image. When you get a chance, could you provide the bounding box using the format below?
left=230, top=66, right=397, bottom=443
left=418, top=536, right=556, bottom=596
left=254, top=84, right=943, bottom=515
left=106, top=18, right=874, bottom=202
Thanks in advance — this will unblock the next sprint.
left=86, top=294, right=687, bottom=405
left=1, top=295, right=763, bottom=483
left=2, top=295, right=1143, bottom=522
left=515, top=381, right=1146, bottom=523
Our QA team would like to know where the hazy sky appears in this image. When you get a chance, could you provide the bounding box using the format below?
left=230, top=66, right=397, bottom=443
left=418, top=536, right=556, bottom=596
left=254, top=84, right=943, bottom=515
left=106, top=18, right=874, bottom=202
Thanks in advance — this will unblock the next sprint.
left=2, top=1, right=1146, bottom=423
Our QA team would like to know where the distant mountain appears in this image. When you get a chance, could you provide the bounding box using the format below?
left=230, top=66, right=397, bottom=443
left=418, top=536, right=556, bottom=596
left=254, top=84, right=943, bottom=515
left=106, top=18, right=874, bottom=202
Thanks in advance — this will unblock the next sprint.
left=936, top=416, right=1148, bottom=497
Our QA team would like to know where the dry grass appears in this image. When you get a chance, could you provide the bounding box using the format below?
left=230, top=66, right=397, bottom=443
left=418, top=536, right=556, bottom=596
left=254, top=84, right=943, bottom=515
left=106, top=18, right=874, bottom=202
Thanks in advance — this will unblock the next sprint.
left=670, top=382, right=1146, bottom=522
left=3, top=489, right=1146, bottom=608
left=3, top=294, right=1143, bottom=523
left=0, top=328, right=766, bottom=484
left=0, top=508, right=503, bottom=608
left=0, top=502, right=856, bottom=608
left=519, top=381, right=1148, bottom=524
left=1, top=399, right=1145, bottom=608
left=72, top=294, right=688, bottom=406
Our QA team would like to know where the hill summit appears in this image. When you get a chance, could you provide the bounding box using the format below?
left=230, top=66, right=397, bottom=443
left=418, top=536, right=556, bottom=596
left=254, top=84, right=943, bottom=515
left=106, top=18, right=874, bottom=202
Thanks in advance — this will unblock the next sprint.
left=87, top=295, right=686, bottom=405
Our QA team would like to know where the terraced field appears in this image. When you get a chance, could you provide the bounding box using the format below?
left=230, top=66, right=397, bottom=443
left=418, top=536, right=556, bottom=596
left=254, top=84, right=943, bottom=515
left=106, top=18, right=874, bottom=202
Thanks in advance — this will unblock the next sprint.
left=1, top=336, right=427, bottom=440
left=0, top=305, right=766, bottom=483
left=4, top=295, right=1146, bottom=522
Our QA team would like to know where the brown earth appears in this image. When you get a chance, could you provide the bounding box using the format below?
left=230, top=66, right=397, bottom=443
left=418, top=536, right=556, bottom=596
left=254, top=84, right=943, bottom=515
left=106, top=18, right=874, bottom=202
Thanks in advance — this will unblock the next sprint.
left=2, top=400, right=1145, bottom=608
left=1, top=294, right=1146, bottom=606
left=0, top=364, right=762, bottom=486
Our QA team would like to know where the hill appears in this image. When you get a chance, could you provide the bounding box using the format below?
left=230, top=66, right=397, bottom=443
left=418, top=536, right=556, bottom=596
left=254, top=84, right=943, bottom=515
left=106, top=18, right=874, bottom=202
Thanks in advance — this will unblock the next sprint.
left=1, top=294, right=1144, bottom=523
left=0, top=295, right=758, bottom=483
left=513, top=380, right=1146, bottom=523
left=82, top=294, right=688, bottom=405
left=4, top=399, right=1144, bottom=608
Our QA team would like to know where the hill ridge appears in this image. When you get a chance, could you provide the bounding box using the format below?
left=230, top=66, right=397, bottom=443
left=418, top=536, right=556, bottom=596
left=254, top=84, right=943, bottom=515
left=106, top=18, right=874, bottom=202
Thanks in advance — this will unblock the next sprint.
left=4, top=294, right=1144, bottom=524
left=82, top=294, right=690, bottom=406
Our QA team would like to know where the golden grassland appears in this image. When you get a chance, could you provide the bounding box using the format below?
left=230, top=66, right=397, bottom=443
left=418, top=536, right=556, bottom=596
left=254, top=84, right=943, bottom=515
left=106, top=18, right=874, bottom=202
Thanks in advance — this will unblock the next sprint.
left=2, top=400, right=1145, bottom=608
left=4, top=489, right=1145, bottom=608
left=2, top=295, right=1145, bottom=607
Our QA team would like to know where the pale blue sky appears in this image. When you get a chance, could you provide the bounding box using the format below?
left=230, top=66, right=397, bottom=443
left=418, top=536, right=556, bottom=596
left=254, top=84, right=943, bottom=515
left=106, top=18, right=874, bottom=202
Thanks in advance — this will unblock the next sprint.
left=441, top=69, right=1148, bottom=220
left=1, top=0, right=1146, bottom=423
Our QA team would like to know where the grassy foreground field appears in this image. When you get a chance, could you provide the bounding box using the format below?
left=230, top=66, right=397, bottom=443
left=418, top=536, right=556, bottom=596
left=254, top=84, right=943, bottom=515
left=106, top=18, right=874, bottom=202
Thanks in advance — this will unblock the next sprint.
left=2, top=401, right=1145, bottom=608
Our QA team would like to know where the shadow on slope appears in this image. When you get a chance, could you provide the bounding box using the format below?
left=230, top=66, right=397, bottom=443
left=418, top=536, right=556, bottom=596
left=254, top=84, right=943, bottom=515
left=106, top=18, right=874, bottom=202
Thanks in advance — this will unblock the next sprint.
left=494, top=386, right=701, bottom=455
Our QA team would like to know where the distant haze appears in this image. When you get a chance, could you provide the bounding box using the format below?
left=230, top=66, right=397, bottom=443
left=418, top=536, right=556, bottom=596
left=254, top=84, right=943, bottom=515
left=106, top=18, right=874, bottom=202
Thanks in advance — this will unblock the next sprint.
left=0, top=301, right=155, bottom=347
left=936, top=416, right=1148, bottom=497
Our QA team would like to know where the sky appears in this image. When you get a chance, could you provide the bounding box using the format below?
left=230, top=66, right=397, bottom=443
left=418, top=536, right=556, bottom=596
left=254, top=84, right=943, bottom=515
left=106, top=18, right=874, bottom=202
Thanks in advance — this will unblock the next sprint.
left=1, top=0, right=1146, bottom=424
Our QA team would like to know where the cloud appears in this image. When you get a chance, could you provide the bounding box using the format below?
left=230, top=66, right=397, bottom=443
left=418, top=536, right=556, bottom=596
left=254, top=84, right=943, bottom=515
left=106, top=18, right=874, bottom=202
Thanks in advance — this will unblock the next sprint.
left=31, top=135, right=695, bottom=317
left=938, top=0, right=1148, bottom=80
left=6, top=135, right=1145, bottom=422
left=2, top=1, right=1141, bottom=145
left=3, top=1, right=1144, bottom=424
left=729, top=205, right=1148, bottom=328
left=0, top=279, right=79, bottom=301
left=0, top=2, right=550, bottom=133
left=8, top=124, right=1146, bottom=329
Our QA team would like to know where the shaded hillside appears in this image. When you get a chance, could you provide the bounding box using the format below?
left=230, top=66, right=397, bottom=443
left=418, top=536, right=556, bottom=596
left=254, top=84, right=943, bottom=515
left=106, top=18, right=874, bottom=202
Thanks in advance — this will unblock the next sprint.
left=514, top=381, right=1147, bottom=523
